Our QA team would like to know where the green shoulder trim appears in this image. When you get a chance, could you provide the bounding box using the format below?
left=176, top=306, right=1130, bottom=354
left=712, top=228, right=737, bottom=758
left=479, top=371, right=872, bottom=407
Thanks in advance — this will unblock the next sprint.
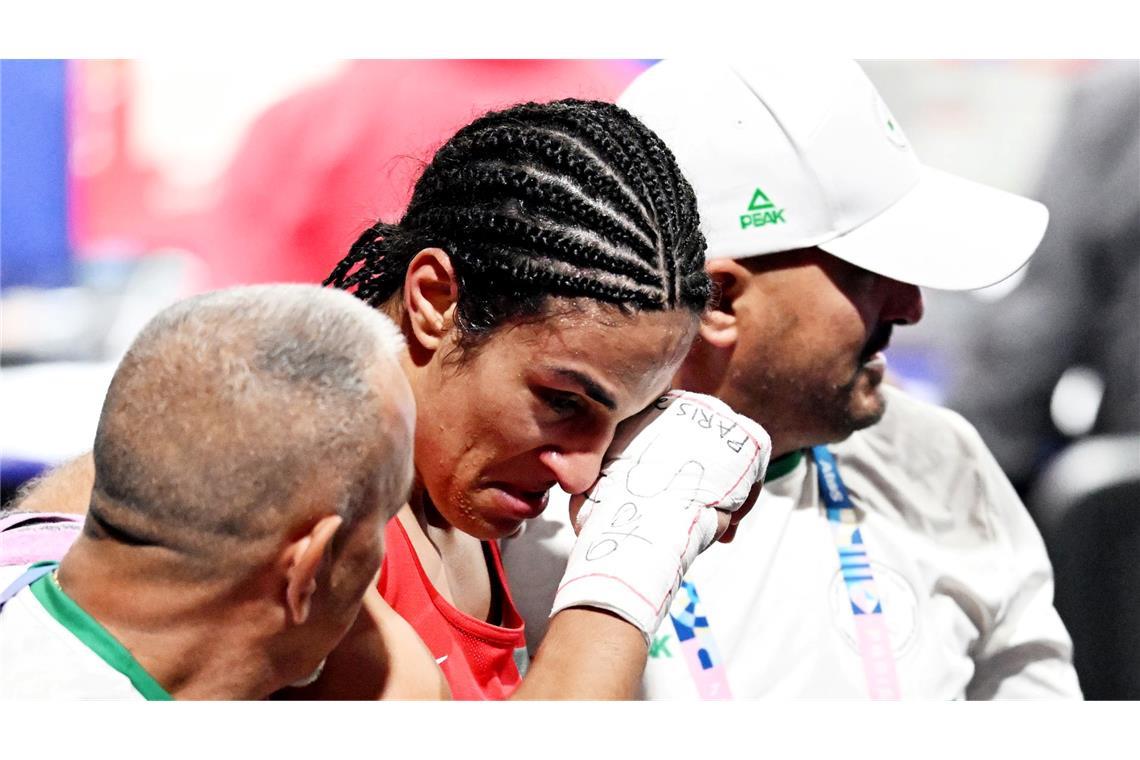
left=765, top=449, right=805, bottom=482
left=30, top=570, right=174, bottom=701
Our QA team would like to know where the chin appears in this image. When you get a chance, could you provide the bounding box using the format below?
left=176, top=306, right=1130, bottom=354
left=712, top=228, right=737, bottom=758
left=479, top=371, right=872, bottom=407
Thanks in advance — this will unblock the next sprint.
left=843, top=382, right=888, bottom=432
left=471, top=510, right=527, bottom=541
left=445, top=490, right=522, bottom=541
left=462, top=517, right=520, bottom=541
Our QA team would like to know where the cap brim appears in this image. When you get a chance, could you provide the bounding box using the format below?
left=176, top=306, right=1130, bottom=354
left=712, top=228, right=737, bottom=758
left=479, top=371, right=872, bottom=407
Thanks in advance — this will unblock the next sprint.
left=818, top=166, right=1048, bottom=291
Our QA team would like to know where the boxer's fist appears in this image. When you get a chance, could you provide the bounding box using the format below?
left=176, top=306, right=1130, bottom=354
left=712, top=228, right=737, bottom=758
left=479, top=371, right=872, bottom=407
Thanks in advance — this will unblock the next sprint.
left=552, top=391, right=771, bottom=643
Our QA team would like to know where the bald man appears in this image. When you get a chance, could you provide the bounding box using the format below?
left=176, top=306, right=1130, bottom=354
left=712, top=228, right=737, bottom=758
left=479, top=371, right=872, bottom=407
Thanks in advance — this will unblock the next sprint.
left=0, top=285, right=417, bottom=699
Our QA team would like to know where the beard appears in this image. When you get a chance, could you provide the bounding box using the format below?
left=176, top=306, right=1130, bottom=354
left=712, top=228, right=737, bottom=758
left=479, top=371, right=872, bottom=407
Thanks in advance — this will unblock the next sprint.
left=805, top=323, right=894, bottom=442
left=826, top=366, right=888, bottom=434
left=744, top=355, right=888, bottom=453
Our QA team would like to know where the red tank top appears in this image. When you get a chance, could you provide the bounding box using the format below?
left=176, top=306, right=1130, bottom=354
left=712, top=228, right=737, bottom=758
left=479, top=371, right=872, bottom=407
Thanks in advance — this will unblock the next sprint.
left=377, top=519, right=527, bottom=700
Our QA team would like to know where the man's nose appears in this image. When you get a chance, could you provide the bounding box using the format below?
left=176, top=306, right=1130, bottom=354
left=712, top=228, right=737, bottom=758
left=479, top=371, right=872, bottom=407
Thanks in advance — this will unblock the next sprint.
left=537, top=445, right=608, bottom=496
left=882, top=279, right=925, bottom=326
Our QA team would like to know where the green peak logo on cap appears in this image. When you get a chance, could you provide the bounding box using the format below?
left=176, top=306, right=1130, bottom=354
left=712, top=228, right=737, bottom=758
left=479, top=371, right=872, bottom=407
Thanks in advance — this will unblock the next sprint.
left=740, top=186, right=786, bottom=230
left=748, top=188, right=774, bottom=211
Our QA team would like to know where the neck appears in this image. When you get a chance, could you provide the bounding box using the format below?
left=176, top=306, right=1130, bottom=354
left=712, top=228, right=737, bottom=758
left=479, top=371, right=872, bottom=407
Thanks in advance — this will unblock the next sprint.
left=769, top=428, right=839, bottom=464
left=764, top=448, right=805, bottom=481
left=771, top=432, right=817, bottom=461
left=407, top=485, right=468, bottom=554
left=57, top=537, right=285, bottom=700
left=404, top=488, right=482, bottom=570
left=409, top=484, right=451, bottom=532
left=400, top=489, right=491, bottom=620
left=769, top=438, right=796, bottom=461
left=675, top=359, right=801, bottom=460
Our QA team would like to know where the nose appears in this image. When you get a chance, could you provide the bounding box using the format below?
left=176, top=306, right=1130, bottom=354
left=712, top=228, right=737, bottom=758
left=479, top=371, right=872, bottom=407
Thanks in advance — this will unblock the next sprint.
left=537, top=445, right=608, bottom=496
left=882, top=279, right=924, bottom=326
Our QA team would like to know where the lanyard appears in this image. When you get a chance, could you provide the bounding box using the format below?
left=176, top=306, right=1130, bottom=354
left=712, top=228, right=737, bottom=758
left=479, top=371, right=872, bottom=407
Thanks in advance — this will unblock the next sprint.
left=665, top=451, right=803, bottom=700
left=811, top=445, right=901, bottom=700
left=669, top=580, right=733, bottom=699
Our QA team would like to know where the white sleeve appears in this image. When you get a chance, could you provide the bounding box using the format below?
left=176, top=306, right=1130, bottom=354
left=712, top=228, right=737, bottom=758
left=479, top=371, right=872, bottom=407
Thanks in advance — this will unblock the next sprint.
left=945, top=411, right=1084, bottom=699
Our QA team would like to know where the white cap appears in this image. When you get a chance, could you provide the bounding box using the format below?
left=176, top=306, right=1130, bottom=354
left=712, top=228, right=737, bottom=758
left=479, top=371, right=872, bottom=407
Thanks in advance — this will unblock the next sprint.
left=618, top=59, right=1049, bottom=291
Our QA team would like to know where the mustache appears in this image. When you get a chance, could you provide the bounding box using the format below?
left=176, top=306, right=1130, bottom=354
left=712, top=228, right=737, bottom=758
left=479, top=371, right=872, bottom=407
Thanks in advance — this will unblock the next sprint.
left=860, top=324, right=893, bottom=362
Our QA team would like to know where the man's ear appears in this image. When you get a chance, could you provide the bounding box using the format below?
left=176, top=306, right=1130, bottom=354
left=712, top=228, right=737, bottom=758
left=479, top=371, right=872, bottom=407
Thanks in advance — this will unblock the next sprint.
left=284, top=515, right=344, bottom=626
left=403, top=248, right=459, bottom=353
left=700, top=259, right=751, bottom=349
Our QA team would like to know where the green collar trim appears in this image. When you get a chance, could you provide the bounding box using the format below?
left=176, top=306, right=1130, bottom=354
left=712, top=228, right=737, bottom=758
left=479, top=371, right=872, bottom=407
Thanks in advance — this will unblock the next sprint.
left=765, top=449, right=805, bottom=482
left=28, top=561, right=174, bottom=701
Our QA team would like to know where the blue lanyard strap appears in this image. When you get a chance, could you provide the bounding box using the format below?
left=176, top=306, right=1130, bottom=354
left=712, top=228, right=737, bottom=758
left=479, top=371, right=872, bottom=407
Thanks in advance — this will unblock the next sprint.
left=811, top=445, right=901, bottom=698
left=813, top=446, right=877, bottom=598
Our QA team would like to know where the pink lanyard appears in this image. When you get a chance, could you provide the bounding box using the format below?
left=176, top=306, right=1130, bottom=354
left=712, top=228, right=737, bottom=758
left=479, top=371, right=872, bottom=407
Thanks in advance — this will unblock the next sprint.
left=813, top=445, right=901, bottom=699
left=668, top=580, right=733, bottom=699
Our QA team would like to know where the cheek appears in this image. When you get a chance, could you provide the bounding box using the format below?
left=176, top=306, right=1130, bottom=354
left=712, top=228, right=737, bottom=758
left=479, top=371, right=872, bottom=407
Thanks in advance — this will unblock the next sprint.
left=415, top=374, right=483, bottom=470
left=414, top=386, right=540, bottom=496
left=742, top=310, right=856, bottom=386
left=804, top=308, right=866, bottom=362
left=413, top=419, right=470, bottom=512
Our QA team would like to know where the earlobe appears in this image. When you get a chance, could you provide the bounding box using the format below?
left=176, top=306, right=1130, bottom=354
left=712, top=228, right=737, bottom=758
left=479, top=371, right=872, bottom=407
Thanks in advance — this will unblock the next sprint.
left=699, top=309, right=738, bottom=349
left=403, top=248, right=459, bottom=352
left=285, top=515, right=344, bottom=626
left=700, top=261, right=747, bottom=350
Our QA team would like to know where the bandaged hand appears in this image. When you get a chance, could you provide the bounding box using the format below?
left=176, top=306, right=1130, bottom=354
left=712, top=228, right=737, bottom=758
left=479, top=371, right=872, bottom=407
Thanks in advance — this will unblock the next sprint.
left=550, top=391, right=771, bottom=644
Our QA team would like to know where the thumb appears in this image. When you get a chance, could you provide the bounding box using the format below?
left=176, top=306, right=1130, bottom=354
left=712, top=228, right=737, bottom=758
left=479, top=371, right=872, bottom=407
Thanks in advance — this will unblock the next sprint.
left=568, top=493, right=590, bottom=535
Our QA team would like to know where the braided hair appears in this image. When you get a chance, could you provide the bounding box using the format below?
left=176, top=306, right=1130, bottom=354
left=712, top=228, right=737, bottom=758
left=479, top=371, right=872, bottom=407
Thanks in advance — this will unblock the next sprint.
left=325, top=98, right=710, bottom=347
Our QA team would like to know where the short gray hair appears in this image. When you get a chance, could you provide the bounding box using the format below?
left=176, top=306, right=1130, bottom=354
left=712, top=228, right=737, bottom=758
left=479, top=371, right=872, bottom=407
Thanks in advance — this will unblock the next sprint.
left=132, top=283, right=404, bottom=388
left=88, top=284, right=412, bottom=575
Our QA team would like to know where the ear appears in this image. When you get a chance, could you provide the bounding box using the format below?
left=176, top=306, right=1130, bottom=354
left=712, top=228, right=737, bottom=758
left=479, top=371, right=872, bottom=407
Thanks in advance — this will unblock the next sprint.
left=700, top=259, right=751, bottom=350
left=403, top=248, right=459, bottom=353
left=284, top=514, right=344, bottom=626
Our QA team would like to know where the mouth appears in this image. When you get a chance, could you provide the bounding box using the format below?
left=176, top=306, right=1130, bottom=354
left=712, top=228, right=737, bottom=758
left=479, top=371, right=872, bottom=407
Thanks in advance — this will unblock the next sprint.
left=487, top=483, right=551, bottom=521
left=859, top=324, right=893, bottom=364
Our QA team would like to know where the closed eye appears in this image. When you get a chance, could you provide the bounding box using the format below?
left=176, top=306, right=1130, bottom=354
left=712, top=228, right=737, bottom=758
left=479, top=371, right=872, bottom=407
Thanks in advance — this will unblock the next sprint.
left=537, top=388, right=585, bottom=418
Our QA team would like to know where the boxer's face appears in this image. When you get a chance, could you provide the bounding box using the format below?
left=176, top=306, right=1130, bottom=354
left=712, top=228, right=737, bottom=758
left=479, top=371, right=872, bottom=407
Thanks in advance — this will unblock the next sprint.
left=414, top=300, right=697, bottom=539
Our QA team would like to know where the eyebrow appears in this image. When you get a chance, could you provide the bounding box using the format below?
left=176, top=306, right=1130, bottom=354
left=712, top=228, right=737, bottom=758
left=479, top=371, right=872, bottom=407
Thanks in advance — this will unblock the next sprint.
left=549, top=368, right=617, bottom=411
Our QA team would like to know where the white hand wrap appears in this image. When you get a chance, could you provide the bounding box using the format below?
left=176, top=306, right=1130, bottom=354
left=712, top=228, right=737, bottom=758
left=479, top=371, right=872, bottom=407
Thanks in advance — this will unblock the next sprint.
left=550, top=391, right=771, bottom=644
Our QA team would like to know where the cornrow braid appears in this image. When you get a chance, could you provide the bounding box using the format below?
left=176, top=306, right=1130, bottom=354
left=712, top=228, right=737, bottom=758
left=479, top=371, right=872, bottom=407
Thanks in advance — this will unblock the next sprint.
left=585, top=103, right=689, bottom=306
left=422, top=125, right=658, bottom=243
left=411, top=206, right=663, bottom=286
left=490, top=99, right=701, bottom=309
left=410, top=162, right=659, bottom=259
left=326, top=98, right=710, bottom=344
left=490, top=103, right=664, bottom=205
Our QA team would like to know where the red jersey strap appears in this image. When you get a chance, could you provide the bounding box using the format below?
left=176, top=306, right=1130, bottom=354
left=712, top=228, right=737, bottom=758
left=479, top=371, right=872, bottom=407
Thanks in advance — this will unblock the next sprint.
left=378, top=518, right=527, bottom=700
